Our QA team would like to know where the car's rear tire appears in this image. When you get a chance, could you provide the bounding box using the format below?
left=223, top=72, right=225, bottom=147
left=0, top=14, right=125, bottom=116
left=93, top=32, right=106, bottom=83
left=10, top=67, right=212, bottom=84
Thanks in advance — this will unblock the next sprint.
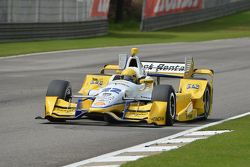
left=202, top=86, right=211, bottom=120
left=46, top=80, right=72, bottom=122
left=152, top=85, right=176, bottom=126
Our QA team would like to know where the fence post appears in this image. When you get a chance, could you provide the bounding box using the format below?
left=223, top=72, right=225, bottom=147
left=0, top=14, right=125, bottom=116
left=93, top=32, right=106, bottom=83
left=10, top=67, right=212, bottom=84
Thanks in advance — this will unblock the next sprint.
left=76, top=0, right=78, bottom=21
left=35, top=0, right=39, bottom=22
left=59, top=0, right=64, bottom=22
left=140, top=0, right=146, bottom=31
left=7, top=0, right=12, bottom=23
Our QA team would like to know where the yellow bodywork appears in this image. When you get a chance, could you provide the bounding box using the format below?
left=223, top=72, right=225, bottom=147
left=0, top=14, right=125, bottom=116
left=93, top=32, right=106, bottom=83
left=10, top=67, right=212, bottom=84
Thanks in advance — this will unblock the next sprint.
left=79, top=74, right=112, bottom=95
left=45, top=49, right=214, bottom=125
left=45, top=97, right=77, bottom=119
left=45, top=71, right=213, bottom=124
left=45, top=96, right=168, bottom=125
left=131, top=48, right=139, bottom=56
left=175, top=68, right=214, bottom=121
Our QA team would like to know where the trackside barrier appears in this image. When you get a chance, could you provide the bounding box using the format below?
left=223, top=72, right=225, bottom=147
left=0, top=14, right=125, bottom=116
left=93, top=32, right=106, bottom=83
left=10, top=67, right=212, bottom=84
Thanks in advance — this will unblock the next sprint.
left=0, top=20, right=108, bottom=42
left=0, top=0, right=110, bottom=42
left=141, top=0, right=250, bottom=31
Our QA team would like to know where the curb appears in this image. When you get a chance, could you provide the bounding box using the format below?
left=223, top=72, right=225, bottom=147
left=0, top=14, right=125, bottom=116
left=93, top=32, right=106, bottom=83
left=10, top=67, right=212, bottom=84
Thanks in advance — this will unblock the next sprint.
left=64, top=112, right=250, bottom=167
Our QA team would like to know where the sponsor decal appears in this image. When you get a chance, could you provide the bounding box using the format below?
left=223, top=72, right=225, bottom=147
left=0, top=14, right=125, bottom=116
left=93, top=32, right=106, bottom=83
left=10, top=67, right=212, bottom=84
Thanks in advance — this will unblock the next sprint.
left=54, top=108, right=75, bottom=112
left=100, top=93, right=115, bottom=101
left=91, top=0, right=110, bottom=17
left=142, top=62, right=186, bottom=73
left=102, top=88, right=122, bottom=94
left=90, top=78, right=103, bottom=86
left=94, top=101, right=106, bottom=106
left=102, top=93, right=111, bottom=97
left=129, top=112, right=148, bottom=117
left=151, top=116, right=165, bottom=122
left=144, top=0, right=203, bottom=18
left=140, top=96, right=151, bottom=99
left=187, top=84, right=199, bottom=89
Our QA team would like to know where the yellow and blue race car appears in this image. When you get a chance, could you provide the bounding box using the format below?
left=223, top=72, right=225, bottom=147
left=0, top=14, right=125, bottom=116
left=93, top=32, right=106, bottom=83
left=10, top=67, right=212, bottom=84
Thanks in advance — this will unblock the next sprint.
left=45, top=48, right=214, bottom=126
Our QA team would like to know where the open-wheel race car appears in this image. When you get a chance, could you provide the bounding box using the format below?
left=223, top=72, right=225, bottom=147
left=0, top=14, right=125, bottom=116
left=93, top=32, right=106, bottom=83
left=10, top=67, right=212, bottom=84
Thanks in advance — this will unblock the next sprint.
left=45, top=48, right=214, bottom=126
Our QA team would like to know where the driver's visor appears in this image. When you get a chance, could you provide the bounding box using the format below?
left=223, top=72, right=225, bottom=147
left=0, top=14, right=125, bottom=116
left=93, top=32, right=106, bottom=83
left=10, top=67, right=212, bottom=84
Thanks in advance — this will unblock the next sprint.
left=113, top=75, right=134, bottom=82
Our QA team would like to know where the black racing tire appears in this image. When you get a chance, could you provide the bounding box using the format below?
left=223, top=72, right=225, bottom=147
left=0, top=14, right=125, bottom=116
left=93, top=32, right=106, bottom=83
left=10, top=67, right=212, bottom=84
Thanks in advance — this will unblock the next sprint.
left=152, top=85, right=176, bottom=126
left=46, top=80, right=72, bottom=101
left=202, top=86, right=211, bottom=120
left=46, top=80, right=72, bottom=122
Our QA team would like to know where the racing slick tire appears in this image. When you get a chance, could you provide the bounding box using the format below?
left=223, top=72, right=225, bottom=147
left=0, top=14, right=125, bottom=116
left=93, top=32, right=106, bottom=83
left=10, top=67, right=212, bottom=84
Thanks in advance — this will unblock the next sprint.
left=202, top=86, right=211, bottom=120
left=46, top=80, right=72, bottom=101
left=152, top=85, right=176, bottom=126
left=46, top=80, right=72, bottom=122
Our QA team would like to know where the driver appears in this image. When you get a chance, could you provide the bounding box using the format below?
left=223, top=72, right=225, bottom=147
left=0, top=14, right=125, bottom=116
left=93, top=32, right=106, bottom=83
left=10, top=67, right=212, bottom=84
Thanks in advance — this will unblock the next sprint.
left=120, top=68, right=138, bottom=83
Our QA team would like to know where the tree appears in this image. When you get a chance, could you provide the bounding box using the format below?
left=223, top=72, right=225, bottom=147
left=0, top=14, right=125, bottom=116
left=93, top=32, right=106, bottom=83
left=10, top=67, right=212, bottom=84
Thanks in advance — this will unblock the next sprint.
left=109, top=0, right=141, bottom=22
left=115, top=0, right=125, bottom=22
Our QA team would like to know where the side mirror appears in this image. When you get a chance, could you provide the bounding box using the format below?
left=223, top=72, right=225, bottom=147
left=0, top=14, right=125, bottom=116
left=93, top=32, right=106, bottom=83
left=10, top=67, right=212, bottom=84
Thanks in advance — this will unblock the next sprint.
left=119, top=54, right=128, bottom=70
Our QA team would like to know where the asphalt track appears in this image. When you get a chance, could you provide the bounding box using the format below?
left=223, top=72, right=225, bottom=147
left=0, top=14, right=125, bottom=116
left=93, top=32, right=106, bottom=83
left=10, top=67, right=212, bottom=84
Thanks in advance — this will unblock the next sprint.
left=0, top=38, right=250, bottom=167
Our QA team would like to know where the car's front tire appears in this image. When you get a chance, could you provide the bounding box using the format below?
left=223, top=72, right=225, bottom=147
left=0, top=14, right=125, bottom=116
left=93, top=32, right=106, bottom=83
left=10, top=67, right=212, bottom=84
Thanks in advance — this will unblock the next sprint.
left=46, top=80, right=72, bottom=122
left=46, top=80, right=72, bottom=101
left=152, top=85, right=176, bottom=126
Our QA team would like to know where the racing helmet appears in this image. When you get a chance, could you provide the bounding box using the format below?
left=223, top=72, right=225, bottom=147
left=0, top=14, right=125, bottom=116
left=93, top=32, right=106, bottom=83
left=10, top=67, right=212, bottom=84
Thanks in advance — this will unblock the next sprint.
left=121, top=68, right=137, bottom=83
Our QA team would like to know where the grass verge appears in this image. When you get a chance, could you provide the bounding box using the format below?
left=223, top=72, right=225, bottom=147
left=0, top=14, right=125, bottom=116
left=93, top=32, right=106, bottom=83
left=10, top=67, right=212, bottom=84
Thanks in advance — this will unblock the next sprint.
left=1, top=10, right=250, bottom=57
left=122, top=115, right=250, bottom=167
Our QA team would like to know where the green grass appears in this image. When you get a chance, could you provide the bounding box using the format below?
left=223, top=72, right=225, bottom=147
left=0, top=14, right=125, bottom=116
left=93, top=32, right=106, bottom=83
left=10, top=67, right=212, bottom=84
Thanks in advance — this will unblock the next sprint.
left=122, top=115, right=250, bottom=167
left=1, top=10, right=250, bottom=57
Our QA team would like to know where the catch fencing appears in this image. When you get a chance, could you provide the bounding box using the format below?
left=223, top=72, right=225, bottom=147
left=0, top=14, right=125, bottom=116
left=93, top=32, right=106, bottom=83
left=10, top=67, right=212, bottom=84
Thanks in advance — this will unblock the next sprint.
left=141, top=0, right=250, bottom=31
left=0, top=0, right=110, bottom=41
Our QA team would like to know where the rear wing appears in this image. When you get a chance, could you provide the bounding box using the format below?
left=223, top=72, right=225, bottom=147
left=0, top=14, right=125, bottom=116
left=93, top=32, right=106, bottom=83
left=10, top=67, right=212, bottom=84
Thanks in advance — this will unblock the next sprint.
left=99, top=55, right=214, bottom=81
left=142, top=57, right=194, bottom=78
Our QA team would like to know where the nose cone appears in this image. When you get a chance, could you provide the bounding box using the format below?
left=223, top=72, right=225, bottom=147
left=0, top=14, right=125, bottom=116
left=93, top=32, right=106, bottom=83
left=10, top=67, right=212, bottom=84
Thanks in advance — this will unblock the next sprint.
left=90, top=90, right=124, bottom=113
left=92, top=92, right=117, bottom=107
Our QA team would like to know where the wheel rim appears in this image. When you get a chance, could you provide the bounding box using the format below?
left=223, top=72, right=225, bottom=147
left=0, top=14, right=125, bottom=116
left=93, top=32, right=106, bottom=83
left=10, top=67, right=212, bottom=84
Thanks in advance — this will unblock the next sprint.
left=169, top=93, right=176, bottom=119
left=64, top=86, right=72, bottom=101
left=204, top=88, right=210, bottom=117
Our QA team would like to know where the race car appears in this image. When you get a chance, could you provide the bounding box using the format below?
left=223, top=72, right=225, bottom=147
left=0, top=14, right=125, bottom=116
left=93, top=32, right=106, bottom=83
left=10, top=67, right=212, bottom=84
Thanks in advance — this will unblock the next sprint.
left=45, top=48, right=214, bottom=126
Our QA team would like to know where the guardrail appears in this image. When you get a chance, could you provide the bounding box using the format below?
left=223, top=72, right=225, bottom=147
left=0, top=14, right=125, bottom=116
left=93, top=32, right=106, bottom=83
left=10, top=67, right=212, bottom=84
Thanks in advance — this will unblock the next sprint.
left=0, top=20, right=108, bottom=42
left=141, top=1, right=250, bottom=31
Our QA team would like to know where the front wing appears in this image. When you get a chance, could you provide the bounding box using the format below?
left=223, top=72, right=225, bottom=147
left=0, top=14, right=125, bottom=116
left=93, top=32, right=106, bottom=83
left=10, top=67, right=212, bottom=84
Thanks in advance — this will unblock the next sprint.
left=45, top=96, right=169, bottom=125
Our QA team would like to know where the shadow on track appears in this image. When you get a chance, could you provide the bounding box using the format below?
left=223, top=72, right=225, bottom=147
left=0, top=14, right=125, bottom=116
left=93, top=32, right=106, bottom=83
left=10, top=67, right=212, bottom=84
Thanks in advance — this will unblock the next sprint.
left=38, top=117, right=223, bottom=129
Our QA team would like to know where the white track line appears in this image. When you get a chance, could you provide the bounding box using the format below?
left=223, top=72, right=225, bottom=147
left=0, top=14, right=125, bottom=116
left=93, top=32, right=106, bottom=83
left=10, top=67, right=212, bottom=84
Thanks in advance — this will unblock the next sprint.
left=87, top=166, right=119, bottom=167
left=125, top=146, right=178, bottom=152
left=64, top=112, right=250, bottom=167
left=157, top=138, right=203, bottom=144
left=93, top=156, right=143, bottom=162
left=184, top=130, right=231, bottom=136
